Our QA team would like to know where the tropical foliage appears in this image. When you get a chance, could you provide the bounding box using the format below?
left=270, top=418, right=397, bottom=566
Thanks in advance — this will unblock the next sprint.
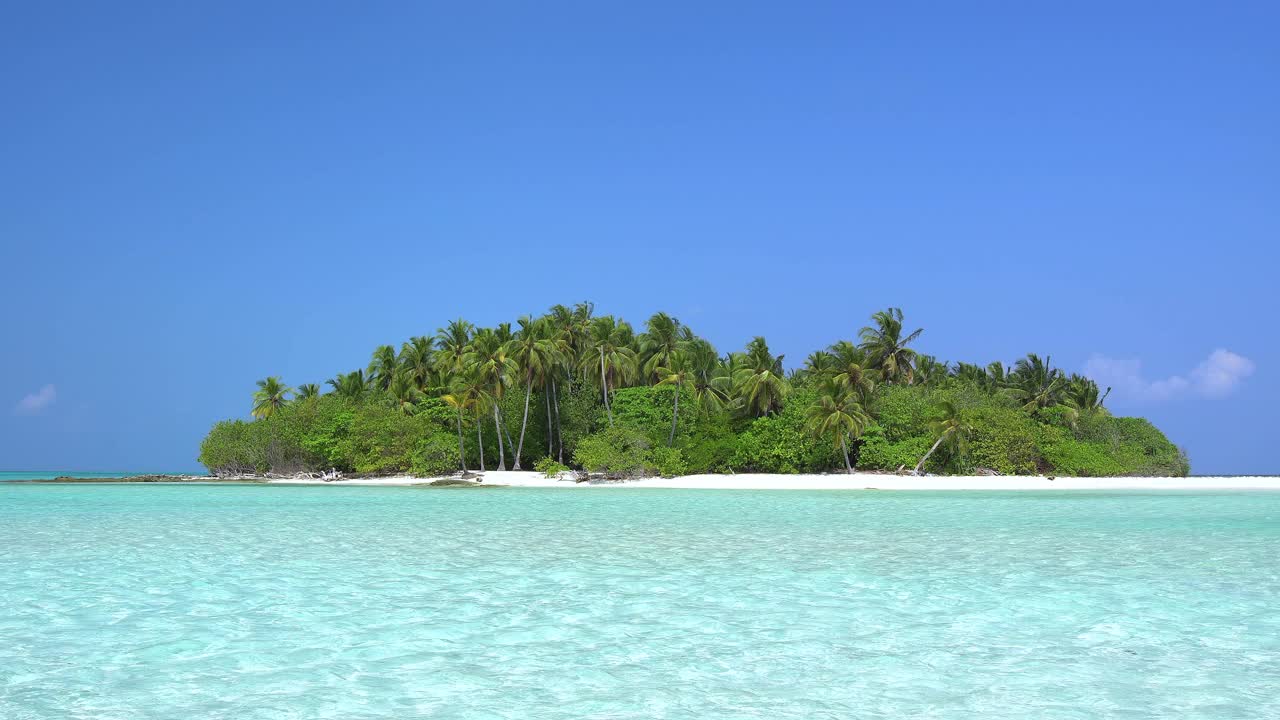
left=200, top=305, right=1188, bottom=477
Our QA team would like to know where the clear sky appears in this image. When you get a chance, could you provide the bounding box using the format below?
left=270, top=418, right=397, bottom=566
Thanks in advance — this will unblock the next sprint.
left=2, top=2, right=1276, bottom=474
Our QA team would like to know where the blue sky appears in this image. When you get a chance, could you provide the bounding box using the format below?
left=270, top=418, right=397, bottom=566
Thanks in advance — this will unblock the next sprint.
left=2, top=2, right=1276, bottom=474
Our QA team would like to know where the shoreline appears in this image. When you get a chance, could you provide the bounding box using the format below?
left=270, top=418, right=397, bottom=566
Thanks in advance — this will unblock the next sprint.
left=16, top=472, right=1280, bottom=491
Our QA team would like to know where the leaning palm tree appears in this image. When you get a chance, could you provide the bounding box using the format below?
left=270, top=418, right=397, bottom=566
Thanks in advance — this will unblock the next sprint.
left=914, top=400, right=972, bottom=474
left=507, top=316, right=560, bottom=470
left=251, top=377, right=292, bottom=419
left=367, top=345, right=399, bottom=392
left=655, top=350, right=695, bottom=446
left=732, top=337, right=790, bottom=417
left=295, top=383, right=320, bottom=401
left=859, top=307, right=922, bottom=384
left=805, top=382, right=872, bottom=473
left=1065, top=373, right=1110, bottom=414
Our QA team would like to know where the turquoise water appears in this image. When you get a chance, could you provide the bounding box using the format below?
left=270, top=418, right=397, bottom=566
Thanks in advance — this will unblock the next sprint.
left=2, top=486, right=1278, bottom=719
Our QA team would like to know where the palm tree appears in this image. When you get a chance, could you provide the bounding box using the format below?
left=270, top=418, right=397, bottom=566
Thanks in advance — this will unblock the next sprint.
left=655, top=351, right=694, bottom=446
left=914, top=400, right=972, bottom=474
left=326, top=370, right=368, bottom=401
left=387, top=373, right=423, bottom=414
left=582, top=316, right=638, bottom=426
left=295, top=383, right=320, bottom=401
left=913, top=355, right=949, bottom=387
left=441, top=385, right=477, bottom=472
left=732, top=337, right=790, bottom=417
left=508, top=316, right=560, bottom=470
left=859, top=307, right=922, bottom=384
left=1066, top=374, right=1110, bottom=414
left=367, top=345, right=399, bottom=391
left=252, top=377, right=292, bottom=419
left=828, top=341, right=877, bottom=401
left=465, top=328, right=517, bottom=470
left=802, top=350, right=835, bottom=381
left=399, top=336, right=435, bottom=392
left=684, top=337, right=731, bottom=414
left=1006, top=354, right=1067, bottom=413
left=805, top=382, right=872, bottom=473
left=640, top=312, right=683, bottom=383
left=434, top=319, right=475, bottom=379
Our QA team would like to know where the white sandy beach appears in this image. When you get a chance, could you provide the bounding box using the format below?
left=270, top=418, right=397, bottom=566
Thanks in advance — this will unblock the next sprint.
left=267, top=471, right=1280, bottom=491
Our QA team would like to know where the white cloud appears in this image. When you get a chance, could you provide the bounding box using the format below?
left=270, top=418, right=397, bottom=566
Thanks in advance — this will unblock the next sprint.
left=14, top=384, right=57, bottom=415
left=1083, top=349, right=1254, bottom=403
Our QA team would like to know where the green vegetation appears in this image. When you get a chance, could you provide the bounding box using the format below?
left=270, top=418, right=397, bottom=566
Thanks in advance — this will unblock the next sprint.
left=199, top=305, right=1189, bottom=478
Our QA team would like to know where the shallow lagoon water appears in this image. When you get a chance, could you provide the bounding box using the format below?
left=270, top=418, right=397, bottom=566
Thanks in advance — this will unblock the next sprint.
left=2, top=485, right=1278, bottom=719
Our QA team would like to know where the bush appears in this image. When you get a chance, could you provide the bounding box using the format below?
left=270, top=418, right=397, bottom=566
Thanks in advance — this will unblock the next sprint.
left=730, top=388, right=841, bottom=473
left=856, top=426, right=931, bottom=472
left=534, top=457, right=572, bottom=478
left=410, top=432, right=462, bottom=477
left=573, top=425, right=653, bottom=476
left=648, top=446, right=688, bottom=477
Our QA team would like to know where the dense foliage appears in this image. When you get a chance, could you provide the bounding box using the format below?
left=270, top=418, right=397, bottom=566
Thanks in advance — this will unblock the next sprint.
left=200, top=305, right=1189, bottom=477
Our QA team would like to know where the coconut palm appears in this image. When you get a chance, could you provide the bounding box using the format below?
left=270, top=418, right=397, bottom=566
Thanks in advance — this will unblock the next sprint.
left=295, top=383, right=320, bottom=401
left=582, top=316, right=638, bottom=426
left=399, top=336, right=435, bottom=392
left=640, top=312, right=683, bottom=383
left=387, top=373, right=423, bottom=414
left=441, top=385, right=478, bottom=472
left=655, top=350, right=694, bottom=446
left=828, top=341, right=877, bottom=401
left=252, top=377, right=292, bottom=419
left=859, top=307, right=922, bottom=384
left=367, top=345, right=399, bottom=392
left=805, top=382, right=872, bottom=473
left=465, top=328, right=517, bottom=470
left=434, top=319, right=475, bottom=379
left=508, top=316, right=560, bottom=470
left=326, top=370, right=368, bottom=401
left=732, top=337, right=789, bottom=417
left=914, top=400, right=972, bottom=474
left=1066, top=374, right=1110, bottom=414
left=1006, top=354, right=1067, bottom=413
left=800, top=350, right=834, bottom=382
left=913, top=355, right=949, bottom=387
left=684, top=337, right=732, bottom=414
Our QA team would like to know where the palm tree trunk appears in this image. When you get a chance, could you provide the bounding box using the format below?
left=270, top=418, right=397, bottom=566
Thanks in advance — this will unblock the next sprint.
left=545, top=385, right=554, bottom=457
left=668, top=387, right=679, bottom=447
left=552, top=379, right=564, bottom=463
left=914, top=435, right=945, bottom=474
left=515, top=376, right=532, bottom=470
left=500, top=410, right=516, bottom=463
left=840, top=433, right=852, bottom=474
left=456, top=409, right=467, bottom=472
left=477, top=419, right=486, bottom=471
left=493, top=405, right=507, bottom=471
left=600, top=349, right=613, bottom=425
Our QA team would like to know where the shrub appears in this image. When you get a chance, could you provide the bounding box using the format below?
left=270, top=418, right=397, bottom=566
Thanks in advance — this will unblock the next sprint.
left=573, top=425, right=652, bottom=476
left=647, top=446, right=688, bottom=477
left=410, top=432, right=461, bottom=477
left=534, top=457, right=572, bottom=478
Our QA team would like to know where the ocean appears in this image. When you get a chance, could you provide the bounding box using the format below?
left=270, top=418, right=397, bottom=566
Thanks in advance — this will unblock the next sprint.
left=2, top=484, right=1277, bottom=718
